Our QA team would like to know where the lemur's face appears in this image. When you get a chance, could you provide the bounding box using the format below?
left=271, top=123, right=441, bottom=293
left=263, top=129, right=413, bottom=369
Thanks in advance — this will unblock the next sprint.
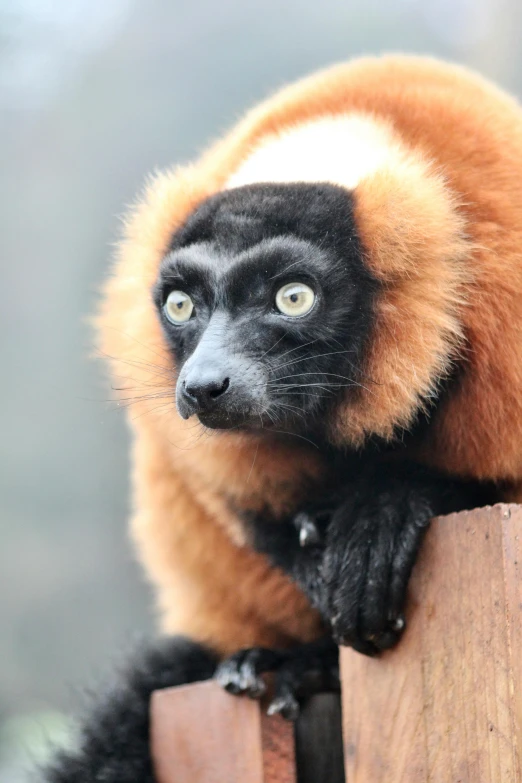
left=153, top=183, right=377, bottom=433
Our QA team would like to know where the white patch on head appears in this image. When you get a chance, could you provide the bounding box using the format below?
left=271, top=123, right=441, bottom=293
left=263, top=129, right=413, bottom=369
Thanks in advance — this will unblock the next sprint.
left=225, top=114, right=401, bottom=192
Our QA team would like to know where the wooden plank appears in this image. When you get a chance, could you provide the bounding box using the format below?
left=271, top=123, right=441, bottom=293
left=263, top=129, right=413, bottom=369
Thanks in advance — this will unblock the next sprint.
left=151, top=680, right=295, bottom=783
left=151, top=683, right=344, bottom=783
left=341, top=503, right=522, bottom=782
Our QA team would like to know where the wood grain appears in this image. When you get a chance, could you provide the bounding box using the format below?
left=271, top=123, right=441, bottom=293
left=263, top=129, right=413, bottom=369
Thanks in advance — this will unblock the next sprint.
left=151, top=683, right=344, bottom=782
left=151, top=680, right=295, bottom=783
left=341, top=503, right=522, bottom=782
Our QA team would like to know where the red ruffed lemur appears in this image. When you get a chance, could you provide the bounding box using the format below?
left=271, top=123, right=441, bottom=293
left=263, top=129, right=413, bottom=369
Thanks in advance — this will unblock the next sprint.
left=45, top=55, right=522, bottom=782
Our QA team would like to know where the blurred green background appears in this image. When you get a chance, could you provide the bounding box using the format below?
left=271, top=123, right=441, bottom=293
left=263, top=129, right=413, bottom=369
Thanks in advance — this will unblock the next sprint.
left=2, top=0, right=522, bottom=778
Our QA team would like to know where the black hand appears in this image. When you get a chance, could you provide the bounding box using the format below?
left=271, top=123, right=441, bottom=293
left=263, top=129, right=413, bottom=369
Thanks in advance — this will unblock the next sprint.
left=320, top=479, right=432, bottom=654
left=215, top=637, right=339, bottom=720
left=248, top=460, right=493, bottom=657
left=293, top=462, right=493, bottom=655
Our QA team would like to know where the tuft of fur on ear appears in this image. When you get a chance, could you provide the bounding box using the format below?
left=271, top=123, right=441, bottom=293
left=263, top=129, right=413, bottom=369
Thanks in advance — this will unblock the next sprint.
left=332, top=152, right=471, bottom=445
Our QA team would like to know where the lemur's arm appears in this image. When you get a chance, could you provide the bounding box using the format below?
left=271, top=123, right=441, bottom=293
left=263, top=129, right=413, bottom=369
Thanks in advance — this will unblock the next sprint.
left=214, top=460, right=493, bottom=717
left=243, top=460, right=495, bottom=655
left=41, top=637, right=217, bottom=783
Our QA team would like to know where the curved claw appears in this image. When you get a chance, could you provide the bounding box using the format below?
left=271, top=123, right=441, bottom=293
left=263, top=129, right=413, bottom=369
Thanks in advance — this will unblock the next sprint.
left=390, top=613, right=406, bottom=633
left=293, top=512, right=321, bottom=547
left=267, top=691, right=300, bottom=721
left=215, top=651, right=270, bottom=698
left=214, top=638, right=339, bottom=720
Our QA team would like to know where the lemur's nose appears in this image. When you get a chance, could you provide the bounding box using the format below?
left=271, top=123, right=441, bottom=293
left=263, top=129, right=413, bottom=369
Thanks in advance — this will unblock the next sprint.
left=182, top=375, right=230, bottom=412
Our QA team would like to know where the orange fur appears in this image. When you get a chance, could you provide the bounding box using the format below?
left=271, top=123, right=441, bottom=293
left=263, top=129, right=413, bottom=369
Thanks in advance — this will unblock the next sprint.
left=335, top=153, right=470, bottom=445
left=130, top=428, right=324, bottom=653
left=99, top=55, right=522, bottom=653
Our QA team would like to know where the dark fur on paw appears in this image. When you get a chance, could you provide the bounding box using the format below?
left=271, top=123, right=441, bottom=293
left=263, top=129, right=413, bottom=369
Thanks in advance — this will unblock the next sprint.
left=323, top=503, right=426, bottom=655
left=214, top=637, right=339, bottom=720
left=247, top=461, right=492, bottom=660
left=310, top=461, right=488, bottom=655
left=305, top=471, right=435, bottom=655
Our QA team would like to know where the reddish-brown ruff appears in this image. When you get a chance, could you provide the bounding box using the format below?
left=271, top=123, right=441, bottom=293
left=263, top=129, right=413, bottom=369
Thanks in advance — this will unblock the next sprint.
left=99, top=56, right=522, bottom=654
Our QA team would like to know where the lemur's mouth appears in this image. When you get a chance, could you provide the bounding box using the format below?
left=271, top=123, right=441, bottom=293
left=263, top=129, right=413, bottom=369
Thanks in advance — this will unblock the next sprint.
left=196, top=408, right=255, bottom=430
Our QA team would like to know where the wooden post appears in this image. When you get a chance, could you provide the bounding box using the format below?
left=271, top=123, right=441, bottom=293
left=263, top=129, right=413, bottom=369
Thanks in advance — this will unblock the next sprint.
left=151, top=681, right=344, bottom=782
left=151, top=504, right=522, bottom=781
left=151, top=681, right=295, bottom=783
left=341, top=504, right=522, bottom=782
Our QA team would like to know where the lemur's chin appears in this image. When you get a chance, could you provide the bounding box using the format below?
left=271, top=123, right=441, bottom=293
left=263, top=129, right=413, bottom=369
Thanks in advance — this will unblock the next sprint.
left=196, top=409, right=259, bottom=431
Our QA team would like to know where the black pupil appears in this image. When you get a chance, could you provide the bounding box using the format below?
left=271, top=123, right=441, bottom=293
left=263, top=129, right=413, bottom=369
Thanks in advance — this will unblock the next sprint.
left=290, top=293, right=299, bottom=303
left=177, top=301, right=183, bottom=309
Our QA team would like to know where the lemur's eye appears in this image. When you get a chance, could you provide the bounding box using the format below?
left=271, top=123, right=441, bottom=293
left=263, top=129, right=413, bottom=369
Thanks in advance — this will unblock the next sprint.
left=164, top=290, right=194, bottom=324
left=275, top=282, right=316, bottom=317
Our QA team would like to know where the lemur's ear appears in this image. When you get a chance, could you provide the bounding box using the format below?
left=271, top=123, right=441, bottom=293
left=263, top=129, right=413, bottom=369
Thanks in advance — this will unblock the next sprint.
left=331, top=154, right=470, bottom=446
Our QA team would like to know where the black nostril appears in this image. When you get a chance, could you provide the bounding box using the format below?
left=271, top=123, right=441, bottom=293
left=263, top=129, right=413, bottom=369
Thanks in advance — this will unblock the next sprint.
left=209, top=377, right=229, bottom=399
left=183, top=376, right=230, bottom=410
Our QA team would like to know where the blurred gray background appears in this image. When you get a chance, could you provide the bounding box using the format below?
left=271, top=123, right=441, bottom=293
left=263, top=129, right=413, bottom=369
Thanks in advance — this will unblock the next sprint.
left=2, top=0, right=522, bottom=778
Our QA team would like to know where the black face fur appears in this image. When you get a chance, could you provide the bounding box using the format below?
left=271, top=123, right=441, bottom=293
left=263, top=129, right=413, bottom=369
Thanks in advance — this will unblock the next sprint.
left=153, top=182, right=378, bottom=433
